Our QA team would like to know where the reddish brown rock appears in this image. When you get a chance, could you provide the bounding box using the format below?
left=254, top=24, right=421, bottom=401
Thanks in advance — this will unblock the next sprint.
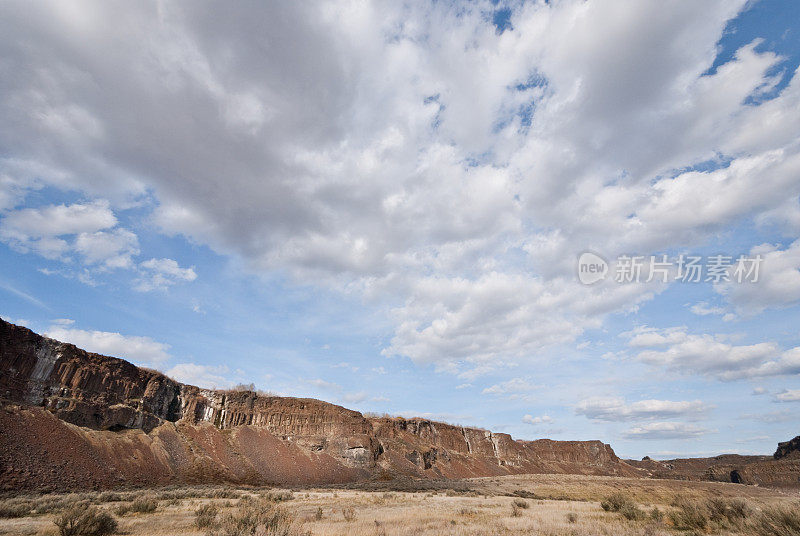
left=3, top=317, right=795, bottom=491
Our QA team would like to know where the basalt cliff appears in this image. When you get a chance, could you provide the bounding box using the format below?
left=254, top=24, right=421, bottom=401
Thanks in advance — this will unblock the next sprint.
left=0, top=318, right=633, bottom=492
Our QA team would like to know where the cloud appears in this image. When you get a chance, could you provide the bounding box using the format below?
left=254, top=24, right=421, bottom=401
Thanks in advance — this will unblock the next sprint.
left=482, top=378, right=542, bottom=401
left=164, top=363, right=231, bottom=389
left=0, top=201, right=118, bottom=260
left=75, top=228, right=139, bottom=269
left=135, top=257, right=197, bottom=291
left=739, top=409, right=794, bottom=423
left=716, top=240, right=800, bottom=314
left=625, top=327, right=800, bottom=380
left=522, top=414, right=553, bottom=425
left=45, top=322, right=171, bottom=366
left=576, top=397, right=709, bottom=422
left=689, top=302, right=726, bottom=316
left=304, top=378, right=341, bottom=391
left=340, top=391, right=368, bottom=404
left=624, top=422, right=708, bottom=440
left=774, top=389, right=800, bottom=402
left=4, top=0, right=799, bottom=370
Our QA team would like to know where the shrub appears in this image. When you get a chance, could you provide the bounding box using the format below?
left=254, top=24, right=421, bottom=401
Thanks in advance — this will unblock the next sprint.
left=96, top=492, right=124, bottom=503
left=314, top=507, right=323, bottom=521
left=649, top=506, right=664, bottom=522
left=54, top=506, right=118, bottom=536
left=0, top=501, right=31, bottom=518
left=601, top=493, right=635, bottom=513
left=115, top=496, right=157, bottom=516
left=620, top=503, right=646, bottom=521
left=195, top=504, right=219, bottom=529
left=32, top=496, right=82, bottom=515
left=262, top=490, right=294, bottom=503
left=669, top=498, right=708, bottom=531
left=566, top=512, right=578, bottom=523
left=211, top=489, right=242, bottom=500
left=207, top=498, right=299, bottom=536
left=512, top=498, right=529, bottom=509
left=342, top=507, right=357, bottom=522
left=727, top=498, right=751, bottom=521
left=750, top=503, right=800, bottom=536
left=706, top=497, right=750, bottom=526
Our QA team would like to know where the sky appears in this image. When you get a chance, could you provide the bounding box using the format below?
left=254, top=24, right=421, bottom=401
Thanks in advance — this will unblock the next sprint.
left=0, top=0, right=799, bottom=460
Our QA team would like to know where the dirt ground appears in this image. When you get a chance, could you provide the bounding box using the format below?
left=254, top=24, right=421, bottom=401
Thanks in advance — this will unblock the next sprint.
left=1, top=474, right=798, bottom=536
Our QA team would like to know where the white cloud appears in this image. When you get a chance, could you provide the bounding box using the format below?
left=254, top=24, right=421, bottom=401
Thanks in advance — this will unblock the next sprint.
left=45, top=323, right=171, bottom=366
left=1, top=200, right=116, bottom=238
left=0, top=201, right=117, bottom=260
left=522, top=414, right=553, bottom=425
left=624, top=422, right=708, bottom=440
left=576, top=397, right=709, bottom=422
left=340, top=391, right=369, bottom=404
left=482, top=378, right=542, bottom=401
left=689, top=302, right=726, bottom=316
left=716, top=240, right=800, bottom=314
left=135, top=257, right=197, bottom=292
left=164, top=363, right=231, bottom=389
left=625, top=327, right=800, bottom=381
left=75, top=228, right=139, bottom=269
left=3, top=0, right=799, bottom=371
left=774, top=389, right=800, bottom=402
left=304, top=378, right=341, bottom=391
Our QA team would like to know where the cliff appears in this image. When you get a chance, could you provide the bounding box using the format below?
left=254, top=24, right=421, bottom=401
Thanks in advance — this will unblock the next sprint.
left=0, top=318, right=635, bottom=491
left=774, top=436, right=800, bottom=460
left=626, top=448, right=800, bottom=488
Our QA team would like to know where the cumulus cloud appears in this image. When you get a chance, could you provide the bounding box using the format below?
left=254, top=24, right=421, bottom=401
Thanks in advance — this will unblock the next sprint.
left=716, top=240, right=800, bottom=314
left=0, top=201, right=118, bottom=260
left=624, top=422, right=708, bottom=440
left=75, top=228, right=140, bottom=269
left=482, top=378, right=542, bottom=401
left=575, top=397, right=709, bottom=422
left=774, top=389, right=800, bottom=402
left=164, top=363, right=231, bottom=389
left=522, top=414, right=553, bottom=425
left=45, top=322, right=171, bottom=366
left=1, top=0, right=798, bottom=371
left=135, top=257, right=197, bottom=292
left=624, top=327, right=800, bottom=380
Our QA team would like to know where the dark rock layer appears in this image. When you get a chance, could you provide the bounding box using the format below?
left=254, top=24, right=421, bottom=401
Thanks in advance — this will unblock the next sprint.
left=0, top=318, right=635, bottom=491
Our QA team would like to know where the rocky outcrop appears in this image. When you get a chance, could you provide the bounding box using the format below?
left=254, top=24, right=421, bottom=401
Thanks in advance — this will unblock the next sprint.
left=1, top=319, right=183, bottom=432
left=626, top=445, right=800, bottom=488
left=0, top=318, right=676, bottom=490
left=774, top=436, right=800, bottom=459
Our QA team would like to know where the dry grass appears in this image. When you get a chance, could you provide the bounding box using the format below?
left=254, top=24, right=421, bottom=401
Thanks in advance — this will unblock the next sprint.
left=0, top=475, right=797, bottom=536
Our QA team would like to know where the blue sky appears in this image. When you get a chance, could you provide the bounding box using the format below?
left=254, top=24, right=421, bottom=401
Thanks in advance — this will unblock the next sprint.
left=1, top=0, right=799, bottom=459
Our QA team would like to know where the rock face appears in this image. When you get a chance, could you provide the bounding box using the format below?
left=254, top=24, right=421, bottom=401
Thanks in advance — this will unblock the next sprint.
left=626, top=446, right=800, bottom=488
left=0, top=318, right=638, bottom=491
left=775, top=436, right=800, bottom=460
